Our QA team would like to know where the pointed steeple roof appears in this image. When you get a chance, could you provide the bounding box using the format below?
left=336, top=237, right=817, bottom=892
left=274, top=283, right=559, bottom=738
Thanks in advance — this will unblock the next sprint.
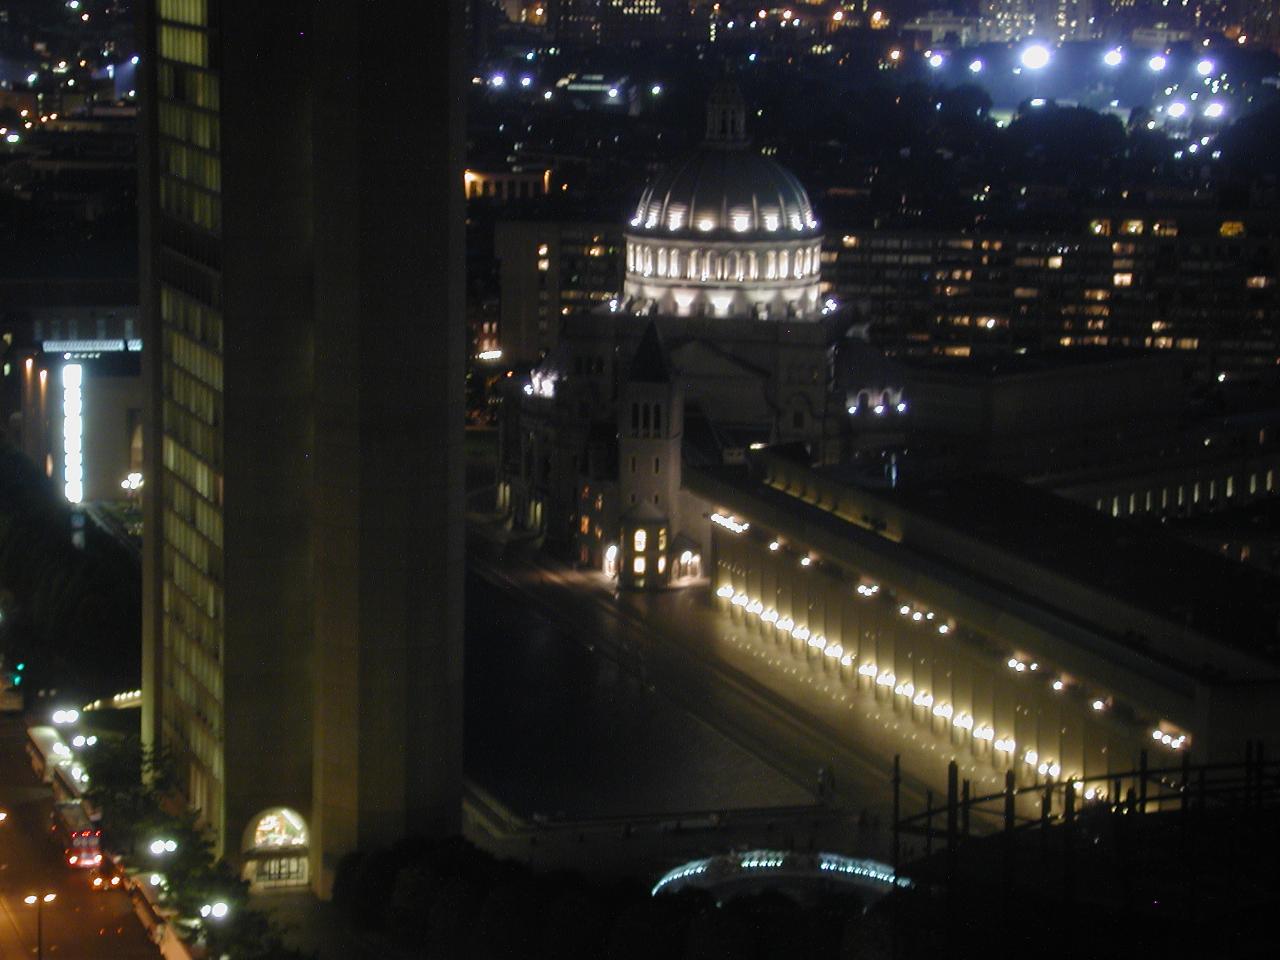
left=629, top=321, right=673, bottom=384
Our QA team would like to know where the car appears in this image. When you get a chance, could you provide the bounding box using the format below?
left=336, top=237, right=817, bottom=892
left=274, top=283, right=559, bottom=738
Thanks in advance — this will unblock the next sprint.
left=90, top=867, right=123, bottom=892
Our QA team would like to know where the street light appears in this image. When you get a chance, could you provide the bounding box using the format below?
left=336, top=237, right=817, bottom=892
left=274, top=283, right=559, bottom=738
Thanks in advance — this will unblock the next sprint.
left=200, top=901, right=229, bottom=919
left=149, top=838, right=178, bottom=855
left=1020, top=44, right=1051, bottom=70
left=23, top=893, right=56, bottom=960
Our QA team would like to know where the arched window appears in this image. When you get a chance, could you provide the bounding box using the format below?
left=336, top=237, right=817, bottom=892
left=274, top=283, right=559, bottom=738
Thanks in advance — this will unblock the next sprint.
left=642, top=246, right=653, bottom=277
left=779, top=249, right=790, bottom=278
left=657, top=248, right=668, bottom=277
left=669, top=250, right=681, bottom=278
left=728, top=251, right=742, bottom=281
left=705, top=251, right=718, bottom=281
left=747, top=251, right=758, bottom=280
left=688, top=250, right=700, bottom=280
left=766, top=250, right=777, bottom=280
left=242, top=807, right=310, bottom=890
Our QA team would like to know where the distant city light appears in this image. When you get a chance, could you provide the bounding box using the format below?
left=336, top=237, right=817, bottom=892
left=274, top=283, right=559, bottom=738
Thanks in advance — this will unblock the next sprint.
left=519, top=76, right=532, bottom=88
left=607, top=87, right=619, bottom=99
left=1020, top=44, right=1051, bottom=70
left=1029, top=98, right=1046, bottom=107
left=927, top=53, right=944, bottom=69
left=968, top=59, right=983, bottom=73
left=131, top=55, right=140, bottom=65
left=1196, top=59, right=1214, bottom=76
left=1167, top=101, right=1187, bottom=118
left=1148, top=55, right=1167, bottom=72
left=650, top=84, right=662, bottom=95
left=1203, top=101, right=1225, bottom=118
left=1103, top=48, right=1123, bottom=67
left=489, top=73, right=505, bottom=87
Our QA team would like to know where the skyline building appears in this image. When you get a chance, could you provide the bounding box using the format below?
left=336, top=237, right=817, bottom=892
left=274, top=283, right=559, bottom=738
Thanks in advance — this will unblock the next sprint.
left=138, top=0, right=465, bottom=896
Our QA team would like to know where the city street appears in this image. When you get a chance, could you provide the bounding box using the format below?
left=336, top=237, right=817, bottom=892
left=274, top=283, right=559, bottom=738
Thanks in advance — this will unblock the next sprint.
left=0, top=714, right=157, bottom=959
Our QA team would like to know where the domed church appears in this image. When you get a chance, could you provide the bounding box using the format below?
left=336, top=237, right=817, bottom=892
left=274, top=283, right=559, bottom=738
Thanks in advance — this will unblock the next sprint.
left=498, top=82, right=843, bottom=586
left=622, top=81, right=825, bottom=322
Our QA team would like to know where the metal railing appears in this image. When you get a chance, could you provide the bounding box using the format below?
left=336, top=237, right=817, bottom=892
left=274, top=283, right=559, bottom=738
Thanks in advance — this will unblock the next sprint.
left=892, top=740, right=1280, bottom=877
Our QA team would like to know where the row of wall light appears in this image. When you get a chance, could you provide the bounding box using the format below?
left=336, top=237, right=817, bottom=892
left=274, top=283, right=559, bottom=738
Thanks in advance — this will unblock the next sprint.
left=718, top=581, right=1069, bottom=775
left=714, top=523, right=1187, bottom=785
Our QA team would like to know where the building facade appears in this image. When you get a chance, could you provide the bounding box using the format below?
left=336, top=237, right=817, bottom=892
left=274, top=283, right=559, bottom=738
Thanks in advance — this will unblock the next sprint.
left=139, top=0, right=464, bottom=897
left=494, top=220, right=623, bottom=365
left=826, top=213, right=1280, bottom=377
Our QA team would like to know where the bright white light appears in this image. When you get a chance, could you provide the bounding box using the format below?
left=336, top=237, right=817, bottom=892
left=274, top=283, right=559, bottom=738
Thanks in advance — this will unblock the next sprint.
left=476, top=349, right=503, bottom=361
left=149, top=874, right=162, bottom=886
left=1091, top=699, right=1106, bottom=711
left=1029, top=98, right=1046, bottom=107
left=1167, top=101, right=1187, bottom=118
left=543, top=90, right=552, bottom=100
left=200, top=904, right=212, bottom=918
left=1203, top=101, right=1225, bottom=118
left=519, top=76, right=532, bottom=88
left=896, top=401, right=907, bottom=413
left=131, top=55, right=140, bottom=66
left=1020, top=45, right=1050, bottom=70
left=927, top=53, right=944, bottom=69
left=1148, top=55, right=1167, bottom=72
left=489, top=74, right=505, bottom=87
left=73, top=735, right=86, bottom=747
left=1052, top=679, right=1064, bottom=691
left=1103, top=48, right=1123, bottom=67
left=968, top=59, right=983, bottom=74
left=1196, top=59, right=1214, bottom=76
left=607, top=87, right=619, bottom=99
left=710, top=513, right=749, bottom=534
left=651, top=84, right=662, bottom=95
left=873, top=404, right=885, bottom=415
left=150, top=840, right=166, bottom=855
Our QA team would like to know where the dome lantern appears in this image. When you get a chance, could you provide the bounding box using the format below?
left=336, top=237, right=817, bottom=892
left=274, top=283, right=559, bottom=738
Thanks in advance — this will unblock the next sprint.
left=705, top=78, right=748, bottom=146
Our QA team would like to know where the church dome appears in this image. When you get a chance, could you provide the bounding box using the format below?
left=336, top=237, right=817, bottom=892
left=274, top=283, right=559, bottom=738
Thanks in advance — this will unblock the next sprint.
left=628, top=80, right=819, bottom=241
left=620, top=80, right=825, bottom=322
left=629, top=148, right=820, bottom=241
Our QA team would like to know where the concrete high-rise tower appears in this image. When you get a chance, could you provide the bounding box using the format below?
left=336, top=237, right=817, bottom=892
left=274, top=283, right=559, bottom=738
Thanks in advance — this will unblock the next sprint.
left=138, top=0, right=465, bottom=896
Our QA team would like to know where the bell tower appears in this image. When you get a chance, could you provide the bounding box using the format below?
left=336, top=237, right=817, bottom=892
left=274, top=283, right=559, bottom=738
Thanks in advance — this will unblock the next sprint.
left=617, top=322, right=683, bottom=589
